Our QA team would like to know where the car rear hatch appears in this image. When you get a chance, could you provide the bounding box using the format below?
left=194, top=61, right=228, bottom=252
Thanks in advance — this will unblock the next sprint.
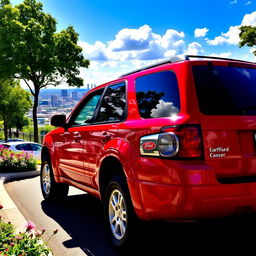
left=192, top=60, right=256, bottom=183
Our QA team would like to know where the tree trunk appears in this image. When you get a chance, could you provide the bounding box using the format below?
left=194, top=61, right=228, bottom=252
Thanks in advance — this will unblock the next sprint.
left=33, top=89, right=39, bottom=143
left=3, top=115, right=8, bottom=142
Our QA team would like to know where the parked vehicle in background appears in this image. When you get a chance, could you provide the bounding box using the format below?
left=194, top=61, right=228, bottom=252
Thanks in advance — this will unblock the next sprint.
left=1, top=142, right=42, bottom=163
left=0, top=139, right=25, bottom=143
left=41, top=55, right=256, bottom=248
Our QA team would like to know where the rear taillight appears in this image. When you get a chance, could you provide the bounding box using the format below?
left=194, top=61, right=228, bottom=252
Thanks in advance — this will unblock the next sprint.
left=175, top=126, right=202, bottom=158
left=140, top=125, right=203, bottom=159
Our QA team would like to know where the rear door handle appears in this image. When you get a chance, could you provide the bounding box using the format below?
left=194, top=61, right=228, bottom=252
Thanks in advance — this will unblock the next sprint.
left=60, top=132, right=71, bottom=136
left=101, top=133, right=111, bottom=143
left=73, top=131, right=82, bottom=139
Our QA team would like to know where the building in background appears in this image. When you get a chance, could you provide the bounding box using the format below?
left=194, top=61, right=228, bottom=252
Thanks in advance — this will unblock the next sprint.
left=61, top=89, right=68, bottom=99
left=72, top=91, right=78, bottom=100
left=39, top=100, right=50, bottom=106
left=51, top=95, right=58, bottom=107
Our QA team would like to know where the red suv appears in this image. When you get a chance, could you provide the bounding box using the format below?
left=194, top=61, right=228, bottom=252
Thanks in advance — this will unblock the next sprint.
left=41, top=55, right=256, bottom=247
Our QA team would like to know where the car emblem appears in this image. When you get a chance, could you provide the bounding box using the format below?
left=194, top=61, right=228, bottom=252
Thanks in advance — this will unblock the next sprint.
left=142, top=141, right=157, bottom=151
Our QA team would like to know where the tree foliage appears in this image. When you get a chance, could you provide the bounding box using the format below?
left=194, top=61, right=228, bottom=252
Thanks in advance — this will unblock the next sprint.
left=137, top=91, right=164, bottom=118
left=0, top=79, right=32, bottom=141
left=239, top=25, right=256, bottom=55
left=0, top=0, right=90, bottom=142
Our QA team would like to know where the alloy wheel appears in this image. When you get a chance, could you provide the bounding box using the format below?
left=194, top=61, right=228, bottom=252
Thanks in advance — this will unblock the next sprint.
left=108, top=189, right=128, bottom=240
left=42, top=163, right=51, bottom=195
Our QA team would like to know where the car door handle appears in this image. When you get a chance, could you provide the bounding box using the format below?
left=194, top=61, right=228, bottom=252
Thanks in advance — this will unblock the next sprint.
left=60, top=132, right=71, bottom=136
left=73, top=132, right=82, bottom=138
left=101, top=133, right=111, bottom=143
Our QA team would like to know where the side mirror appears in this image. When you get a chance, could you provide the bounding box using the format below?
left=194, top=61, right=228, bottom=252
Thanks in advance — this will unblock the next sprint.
left=51, top=115, right=67, bottom=128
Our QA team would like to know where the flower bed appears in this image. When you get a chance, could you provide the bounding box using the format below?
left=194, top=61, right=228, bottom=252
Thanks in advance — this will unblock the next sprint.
left=0, top=217, right=57, bottom=256
left=0, top=146, right=37, bottom=173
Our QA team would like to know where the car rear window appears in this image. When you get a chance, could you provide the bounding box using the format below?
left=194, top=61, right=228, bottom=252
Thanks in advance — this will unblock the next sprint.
left=136, top=71, right=180, bottom=118
left=193, top=64, right=256, bottom=115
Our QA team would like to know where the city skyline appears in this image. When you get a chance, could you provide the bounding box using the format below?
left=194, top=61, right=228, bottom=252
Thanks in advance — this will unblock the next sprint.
left=28, top=88, right=90, bottom=126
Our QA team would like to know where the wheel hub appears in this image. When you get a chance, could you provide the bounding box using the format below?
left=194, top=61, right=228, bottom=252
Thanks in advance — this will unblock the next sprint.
left=108, top=189, right=127, bottom=240
left=42, top=163, right=51, bottom=195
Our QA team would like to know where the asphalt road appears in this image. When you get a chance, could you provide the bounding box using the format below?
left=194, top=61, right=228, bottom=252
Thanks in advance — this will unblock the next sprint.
left=5, top=176, right=256, bottom=255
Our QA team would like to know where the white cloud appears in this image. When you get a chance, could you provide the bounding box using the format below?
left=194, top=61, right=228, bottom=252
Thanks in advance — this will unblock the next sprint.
left=161, top=29, right=185, bottom=49
left=230, top=0, right=238, bottom=4
left=77, top=25, right=207, bottom=85
left=206, top=26, right=240, bottom=45
left=210, top=52, right=232, bottom=58
left=79, top=25, right=187, bottom=62
left=245, top=1, right=252, bottom=5
left=108, top=25, right=157, bottom=52
left=206, top=11, right=256, bottom=46
left=78, top=41, right=109, bottom=61
left=194, top=28, right=209, bottom=38
left=151, top=100, right=179, bottom=118
left=242, top=11, right=256, bottom=25
left=186, top=42, right=204, bottom=55
left=80, top=67, right=121, bottom=86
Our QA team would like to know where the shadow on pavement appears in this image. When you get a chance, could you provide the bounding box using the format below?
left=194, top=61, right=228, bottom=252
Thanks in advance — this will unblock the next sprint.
left=41, top=193, right=256, bottom=256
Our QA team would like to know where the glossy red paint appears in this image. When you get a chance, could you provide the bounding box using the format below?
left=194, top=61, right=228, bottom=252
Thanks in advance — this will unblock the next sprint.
left=43, top=58, right=256, bottom=221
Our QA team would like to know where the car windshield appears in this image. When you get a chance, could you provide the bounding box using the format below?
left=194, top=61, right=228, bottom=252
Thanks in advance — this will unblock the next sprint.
left=193, top=64, right=256, bottom=115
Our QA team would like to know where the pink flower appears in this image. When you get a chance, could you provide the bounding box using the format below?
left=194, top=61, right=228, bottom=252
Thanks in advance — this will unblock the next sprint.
left=25, top=221, right=36, bottom=232
left=35, top=231, right=41, bottom=237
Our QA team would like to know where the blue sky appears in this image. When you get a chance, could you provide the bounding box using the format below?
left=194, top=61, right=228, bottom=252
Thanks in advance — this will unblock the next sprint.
left=12, top=0, right=256, bottom=86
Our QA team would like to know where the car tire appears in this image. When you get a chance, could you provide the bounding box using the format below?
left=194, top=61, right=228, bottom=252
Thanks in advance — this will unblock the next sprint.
left=104, top=175, right=137, bottom=248
left=40, top=156, right=69, bottom=202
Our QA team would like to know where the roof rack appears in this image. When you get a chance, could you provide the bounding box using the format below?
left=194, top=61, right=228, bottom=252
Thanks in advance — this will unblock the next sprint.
left=120, top=56, right=183, bottom=77
left=120, top=55, right=254, bottom=77
left=185, top=55, right=254, bottom=63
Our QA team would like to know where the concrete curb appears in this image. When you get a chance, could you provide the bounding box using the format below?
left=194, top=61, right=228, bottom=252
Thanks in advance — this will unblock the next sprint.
left=0, top=170, right=40, bottom=232
left=0, top=169, right=54, bottom=255
left=0, top=170, right=40, bottom=183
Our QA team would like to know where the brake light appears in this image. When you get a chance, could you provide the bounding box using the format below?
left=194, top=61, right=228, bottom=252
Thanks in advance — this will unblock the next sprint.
left=140, top=125, right=203, bottom=159
left=176, top=126, right=202, bottom=158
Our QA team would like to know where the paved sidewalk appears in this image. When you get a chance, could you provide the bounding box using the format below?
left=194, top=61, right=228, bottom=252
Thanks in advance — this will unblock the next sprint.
left=0, top=170, right=40, bottom=232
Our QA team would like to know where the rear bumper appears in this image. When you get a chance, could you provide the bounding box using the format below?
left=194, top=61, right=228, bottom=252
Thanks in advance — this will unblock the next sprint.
left=128, top=179, right=256, bottom=221
left=129, top=181, right=256, bottom=220
left=125, top=157, right=256, bottom=221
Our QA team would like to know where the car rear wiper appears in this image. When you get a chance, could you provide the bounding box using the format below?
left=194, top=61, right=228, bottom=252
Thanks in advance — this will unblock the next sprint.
left=238, top=105, right=256, bottom=114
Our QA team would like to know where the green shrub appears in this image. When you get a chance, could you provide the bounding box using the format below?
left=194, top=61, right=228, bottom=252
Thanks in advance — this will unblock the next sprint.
left=0, top=146, right=37, bottom=172
left=0, top=217, right=57, bottom=256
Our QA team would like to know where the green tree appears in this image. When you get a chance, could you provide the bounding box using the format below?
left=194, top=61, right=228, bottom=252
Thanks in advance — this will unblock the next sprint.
left=0, top=0, right=89, bottom=142
left=9, top=108, right=30, bottom=135
left=0, top=79, right=32, bottom=142
left=239, top=25, right=256, bottom=54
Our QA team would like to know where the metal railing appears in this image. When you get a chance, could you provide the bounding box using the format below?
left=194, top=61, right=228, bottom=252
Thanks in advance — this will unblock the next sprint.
left=1, top=132, right=45, bottom=144
left=19, top=132, right=44, bottom=144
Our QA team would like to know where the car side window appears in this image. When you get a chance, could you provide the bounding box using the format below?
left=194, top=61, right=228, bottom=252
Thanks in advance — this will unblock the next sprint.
left=31, top=144, right=42, bottom=151
left=95, top=83, right=126, bottom=123
left=16, top=144, right=33, bottom=151
left=136, top=71, right=180, bottom=119
left=71, top=89, right=104, bottom=126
